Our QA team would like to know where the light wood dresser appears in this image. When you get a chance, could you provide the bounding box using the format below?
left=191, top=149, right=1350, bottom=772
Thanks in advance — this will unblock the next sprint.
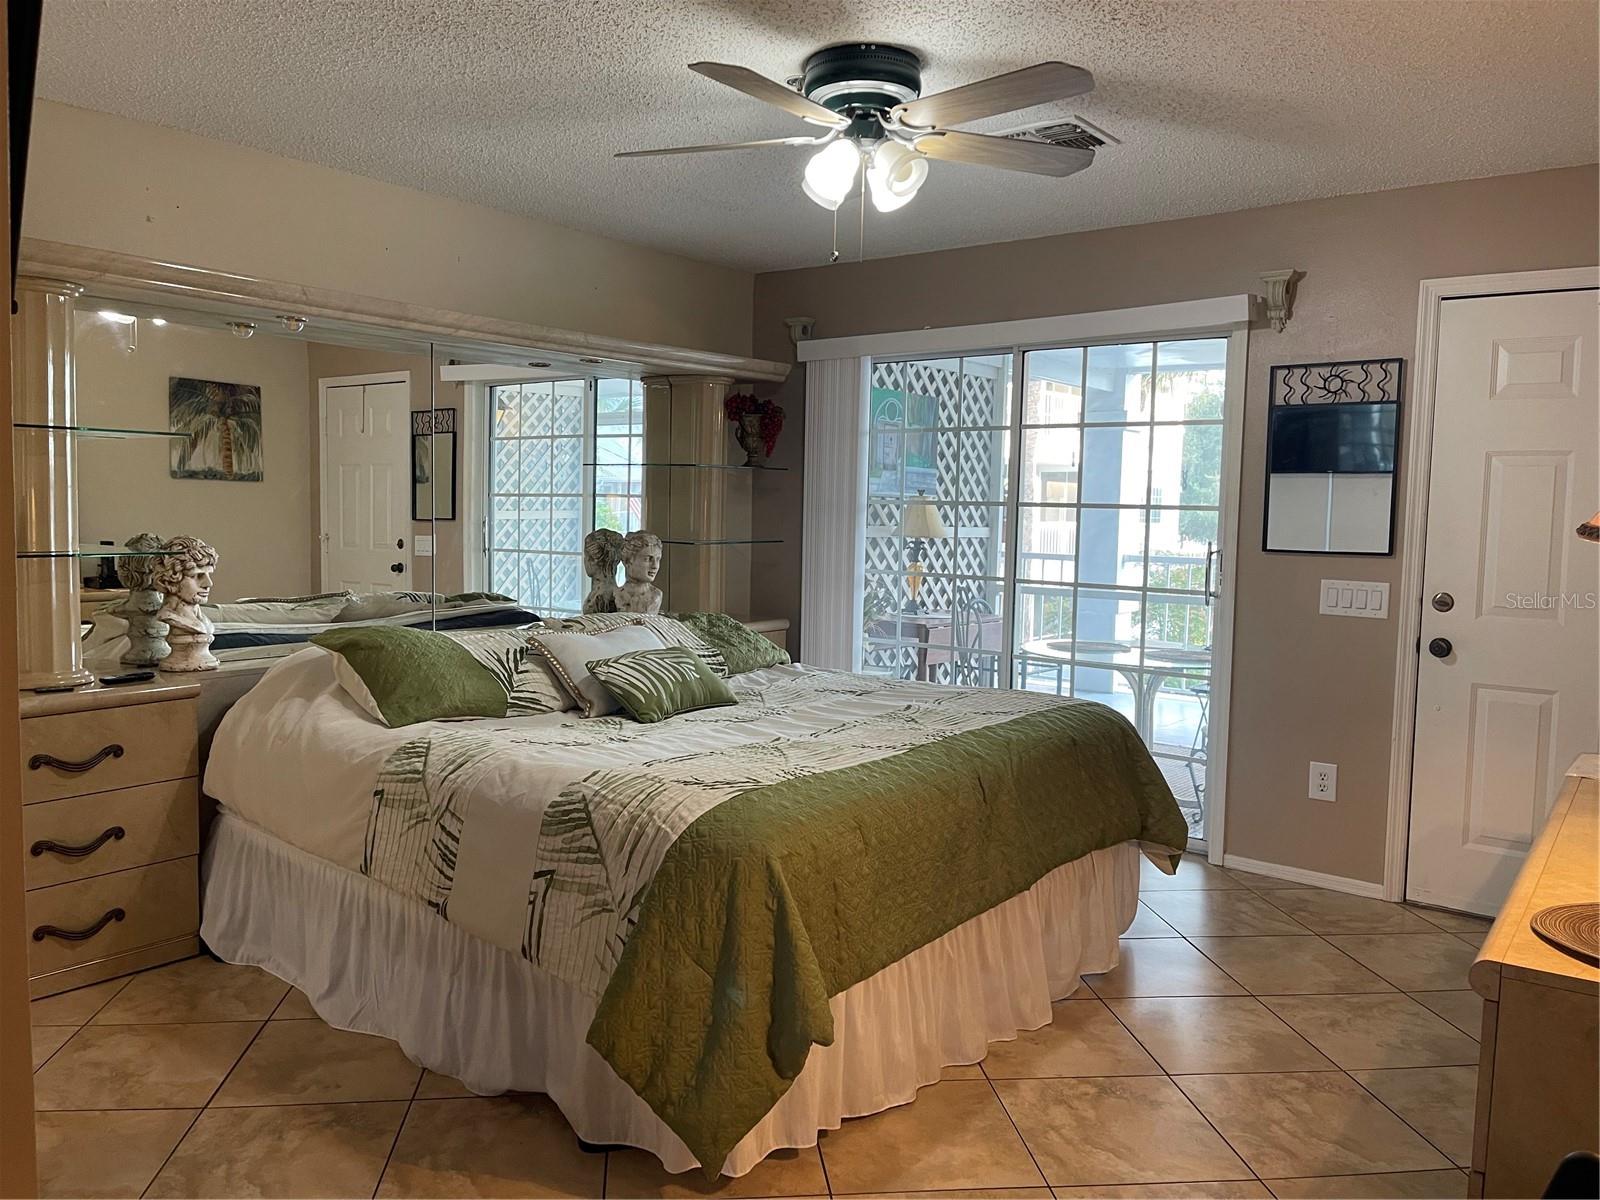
left=19, top=679, right=202, bottom=998
left=1467, top=757, right=1599, bottom=1198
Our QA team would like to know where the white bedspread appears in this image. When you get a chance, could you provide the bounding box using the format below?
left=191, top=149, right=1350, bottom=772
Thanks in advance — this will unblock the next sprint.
left=205, top=648, right=854, bottom=870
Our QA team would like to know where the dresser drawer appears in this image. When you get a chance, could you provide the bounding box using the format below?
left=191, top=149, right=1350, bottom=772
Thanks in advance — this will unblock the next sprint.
left=21, top=698, right=199, bottom=803
left=25, top=857, right=199, bottom=978
left=22, top=779, right=199, bottom=890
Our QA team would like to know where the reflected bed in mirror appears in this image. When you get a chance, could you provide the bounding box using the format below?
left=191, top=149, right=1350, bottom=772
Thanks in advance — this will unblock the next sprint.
left=1262, top=359, right=1403, bottom=555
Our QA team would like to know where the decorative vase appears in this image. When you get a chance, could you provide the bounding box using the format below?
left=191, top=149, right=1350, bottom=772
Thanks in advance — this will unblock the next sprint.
left=735, top=412, right=766, bottom=467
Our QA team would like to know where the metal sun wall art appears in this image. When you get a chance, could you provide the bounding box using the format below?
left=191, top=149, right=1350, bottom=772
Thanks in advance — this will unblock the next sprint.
left=1269, top=358, right=1403, bottom=406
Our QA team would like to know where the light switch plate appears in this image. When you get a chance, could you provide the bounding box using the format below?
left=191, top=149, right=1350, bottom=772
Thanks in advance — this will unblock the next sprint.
left=414, top=535, right=434, bottom=557
left=1319, top=579, right=1389, bottom=618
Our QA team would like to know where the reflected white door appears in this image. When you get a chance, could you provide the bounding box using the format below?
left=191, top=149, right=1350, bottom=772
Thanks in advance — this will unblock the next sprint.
left=1407, top=288, right=1599, bottom=914
left=320, top=379, right=412, bottom=593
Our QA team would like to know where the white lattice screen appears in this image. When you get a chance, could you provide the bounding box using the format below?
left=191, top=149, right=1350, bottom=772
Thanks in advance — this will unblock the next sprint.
left=864, top=356, right=1008, bottom=686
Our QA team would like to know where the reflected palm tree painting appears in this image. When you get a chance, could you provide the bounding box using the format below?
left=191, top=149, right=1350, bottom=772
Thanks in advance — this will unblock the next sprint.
left=169, top=376, right=263, bottom=481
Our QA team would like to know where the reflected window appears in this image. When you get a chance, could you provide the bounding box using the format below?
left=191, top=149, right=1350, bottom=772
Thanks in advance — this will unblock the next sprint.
left=487, top=378, right=644, bottom=617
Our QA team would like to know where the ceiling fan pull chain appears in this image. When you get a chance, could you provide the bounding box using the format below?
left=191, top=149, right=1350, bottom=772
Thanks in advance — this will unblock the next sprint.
left=858, top=166, right=866, bottom=261
left=829, top=207, right=840, bottom=264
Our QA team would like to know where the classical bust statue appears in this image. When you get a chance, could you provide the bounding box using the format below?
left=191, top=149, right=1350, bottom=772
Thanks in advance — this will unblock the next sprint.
left=150, top=536, right=220, bottom=672
left=614, top=530, right=664, bottom=615
left=115, top=532, right=170, bottom=666
left=581, top=528, right=624, bottom=614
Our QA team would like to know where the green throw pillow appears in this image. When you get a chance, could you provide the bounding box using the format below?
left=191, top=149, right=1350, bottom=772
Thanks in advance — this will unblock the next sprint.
left=311, top=626, right=508, bottom=726
left=587, top=645, right=737, bottom=724
left=670, top=611, right=791, bottom=675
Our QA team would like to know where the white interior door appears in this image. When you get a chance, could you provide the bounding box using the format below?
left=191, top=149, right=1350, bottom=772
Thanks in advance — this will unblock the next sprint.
left=321, top=379, right=412, bottom=592
left=1407, top=288, right=1599, bottom=914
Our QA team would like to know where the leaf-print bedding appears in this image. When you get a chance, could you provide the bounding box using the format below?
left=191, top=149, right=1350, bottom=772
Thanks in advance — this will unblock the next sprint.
left=356, top=663, right=1187, bottom=1170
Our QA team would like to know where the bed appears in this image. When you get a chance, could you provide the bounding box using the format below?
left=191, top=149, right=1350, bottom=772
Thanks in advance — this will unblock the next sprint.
left=200, top=644, right=1187, bottom=1177
left=82, top=590, right=537, bottom=664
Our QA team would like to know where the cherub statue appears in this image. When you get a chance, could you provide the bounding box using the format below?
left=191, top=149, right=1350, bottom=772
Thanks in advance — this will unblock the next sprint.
left=115, top=532, right=170, bottom=666
left=581, top=528, right=624, bottom=614
left=614, top=530, right=664, bottom=615
left=151, top=536, right=220, bottom=672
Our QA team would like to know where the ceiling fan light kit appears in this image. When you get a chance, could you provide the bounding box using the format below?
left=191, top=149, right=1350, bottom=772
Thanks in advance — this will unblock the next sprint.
left=866, top=140, right=929, bottom=213
left=617, top=43, right=1098, bottom=247
left=802, top=139, right=861, bottom=211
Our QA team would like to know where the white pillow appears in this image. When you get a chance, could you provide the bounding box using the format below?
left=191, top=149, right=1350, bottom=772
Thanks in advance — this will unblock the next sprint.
left=527, top=624, right=668, bottom=717
left=534, top=613, right=728, bottom=677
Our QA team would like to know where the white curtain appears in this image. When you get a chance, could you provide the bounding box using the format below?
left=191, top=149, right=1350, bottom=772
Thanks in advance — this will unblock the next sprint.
left=800, top=357, right=869, bottom=669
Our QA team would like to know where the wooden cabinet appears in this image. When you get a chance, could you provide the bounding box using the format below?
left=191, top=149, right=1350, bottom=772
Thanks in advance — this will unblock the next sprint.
left=18, top=680, right=202, bottom=997
left=1468, top=760, right=1599, bottom=1198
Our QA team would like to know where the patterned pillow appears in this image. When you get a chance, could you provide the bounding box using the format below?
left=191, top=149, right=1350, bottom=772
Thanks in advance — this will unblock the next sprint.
left=587, top=646, right=737, bottom=724
left=670, top=611, right=791, bottom=675
left=443, top=628, right=573, bottom=715
left=311, top=626, right=509, bottom=727
left=527, top=623, right=670, bottom=717
left=531, top=613, right=728, bottom=678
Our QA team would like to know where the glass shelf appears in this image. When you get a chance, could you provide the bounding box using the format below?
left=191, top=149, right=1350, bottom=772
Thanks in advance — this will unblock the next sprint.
left=584, top=461, right=787, bottom=471
left=661, top=538, right=784, bottom=546
left=14, top=422, right=188, bottom=441
left=18, top=546, right=167, bottom=559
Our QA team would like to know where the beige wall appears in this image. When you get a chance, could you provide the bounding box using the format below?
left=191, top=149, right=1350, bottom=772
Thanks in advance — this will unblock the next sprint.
left=303, top=342, right=466, bottom=595
left=75, top=312, right=314, bottom=599
left=750, top=164, right=1599, bottom=885
left=25, top=100, right=754, bottom=358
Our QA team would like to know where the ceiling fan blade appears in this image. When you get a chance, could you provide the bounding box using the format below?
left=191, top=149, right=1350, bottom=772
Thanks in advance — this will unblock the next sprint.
left=894, top=62, right=1094, bottom=128
left=616, top=136, right=822, bottom=158
left=688, top=62, right=847, bottom=127
left=913, top=130, right=1095, bottom=177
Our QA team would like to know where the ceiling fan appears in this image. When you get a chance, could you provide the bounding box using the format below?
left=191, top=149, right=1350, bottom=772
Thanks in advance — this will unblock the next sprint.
left=616, top=44, right=1096, bottom=214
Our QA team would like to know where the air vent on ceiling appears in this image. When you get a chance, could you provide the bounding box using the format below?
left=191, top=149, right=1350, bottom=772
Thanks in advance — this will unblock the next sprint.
left=992, top=115, right=1117, bottom=151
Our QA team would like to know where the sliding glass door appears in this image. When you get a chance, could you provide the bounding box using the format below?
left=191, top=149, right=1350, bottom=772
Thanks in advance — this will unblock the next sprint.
left=862, top=337, right=1228, bottom=840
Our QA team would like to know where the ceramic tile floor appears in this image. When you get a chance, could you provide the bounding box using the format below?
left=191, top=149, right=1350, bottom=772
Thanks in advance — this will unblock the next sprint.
left=30, top=855, right=1490, bottom=1199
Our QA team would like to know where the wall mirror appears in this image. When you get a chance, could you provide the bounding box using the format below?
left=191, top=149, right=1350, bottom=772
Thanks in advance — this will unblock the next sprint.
left=69, top=297, right=443, bottom=664
left=1262, top=359, right=1402, bottom=555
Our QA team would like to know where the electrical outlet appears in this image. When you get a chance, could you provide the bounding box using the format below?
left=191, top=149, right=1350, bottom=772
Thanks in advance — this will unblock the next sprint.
left=1309, top=762, right=1338, bottom=802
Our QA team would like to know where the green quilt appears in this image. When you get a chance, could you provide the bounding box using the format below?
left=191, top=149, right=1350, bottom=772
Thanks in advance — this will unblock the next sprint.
left=360, top=667, right=1185, bottom=1171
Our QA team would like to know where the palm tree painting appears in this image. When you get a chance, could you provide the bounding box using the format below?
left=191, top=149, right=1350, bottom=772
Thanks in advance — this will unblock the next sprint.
left=169, top=377, right=263, bottom=481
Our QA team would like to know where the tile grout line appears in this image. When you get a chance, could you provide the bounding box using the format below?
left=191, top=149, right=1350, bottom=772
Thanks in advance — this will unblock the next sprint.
left=1091, top=983, right=1267, bottom=1186
left=371, top=1064, right=427, bottom=1199
left=27, top=974, right=132, bottom=1031
left=139, top=1014, right=272, bottom=1199
left=1174, top=864, right=1473, bottom=1182
left=1343, top=1065, right=1473, bottom=1171
left=814, top=1124, right=835, bottom=1198
left=30, top=1025, right=83, bottom=1077
left=979, top=1066, right=1056, bottom=1191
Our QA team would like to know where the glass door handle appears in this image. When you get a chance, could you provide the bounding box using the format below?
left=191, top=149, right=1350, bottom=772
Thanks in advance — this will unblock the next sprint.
left=1202, top=542, right=1218, bottom=607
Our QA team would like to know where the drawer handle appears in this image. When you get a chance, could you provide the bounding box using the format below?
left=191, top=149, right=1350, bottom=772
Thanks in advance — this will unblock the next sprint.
left=28, top=744, right=124, bottom=774
left=30, top=826, right=126, bottom=859
left=33, top=907, right=126, bottom=943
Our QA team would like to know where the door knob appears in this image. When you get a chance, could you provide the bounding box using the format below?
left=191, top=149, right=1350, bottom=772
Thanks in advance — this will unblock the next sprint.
left=389, top=562, right=404, bottom=574
left=1427, top=637, right=1453, bottom=659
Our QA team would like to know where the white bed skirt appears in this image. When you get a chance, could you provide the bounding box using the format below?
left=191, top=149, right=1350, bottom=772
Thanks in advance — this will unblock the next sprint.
left=201, top=811, right=1138, bottom=1177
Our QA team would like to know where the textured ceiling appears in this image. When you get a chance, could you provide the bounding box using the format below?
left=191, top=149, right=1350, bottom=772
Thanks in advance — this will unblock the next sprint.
left=36, top=0, right=1599, bottom=272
